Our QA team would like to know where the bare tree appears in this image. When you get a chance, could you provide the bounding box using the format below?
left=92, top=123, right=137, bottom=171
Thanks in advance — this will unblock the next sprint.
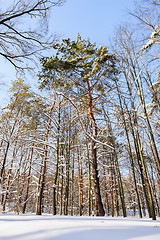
left=130, top=0, right=160, bottom=55
left=0, top=0, right=64, bottom=71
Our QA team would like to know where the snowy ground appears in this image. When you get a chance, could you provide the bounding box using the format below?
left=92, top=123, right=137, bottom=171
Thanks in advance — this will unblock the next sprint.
left=0, top=214, right=160, bottom=240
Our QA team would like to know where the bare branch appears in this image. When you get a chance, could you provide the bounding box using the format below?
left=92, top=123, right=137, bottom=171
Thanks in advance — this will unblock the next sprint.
left=0, top=0, right=65, bottom=71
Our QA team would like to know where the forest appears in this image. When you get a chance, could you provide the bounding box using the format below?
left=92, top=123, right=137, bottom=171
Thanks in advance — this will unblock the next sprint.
left=0, top=0, right=159, bottom=221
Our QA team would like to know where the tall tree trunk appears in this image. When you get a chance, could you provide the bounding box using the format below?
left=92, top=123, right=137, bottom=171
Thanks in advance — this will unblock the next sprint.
left=59, top=157, right=64, bottom=215
left=132, top=61, right=160, bottom=175
left=77, top=146, right=83, bottom=216
left=63, top=105, right=71, bottom=216
left=36, top=101, right=55, bottom=215
left=87, top=79, right=104, bottom=216
left=2, top=129, right=19, bottom=212
left=71, top=152, right=74, bottom=216
left=106, top=158, right=114, bottom=217
left=15, top=152, right=23, bottom=214
left=136, top=126, right=156, bottom=220
left=124, top=76, right=156, bottom=220
left=114, top=156, right=127, bottom=217
left=22, top=142, right=34, bottom=214
left=112, top=157, right=119, bottom=217
left=17, top=170, right=20, bottom=214
left=125, top=106, right=151, bottom=217
left=53, top=100, right=61, bottom=215
left=86, top=142, right=92, bottom=216
left=64, top=150, right=69, bottom=215
left=115, top=81, right=142, bottom=218
left=149, top=160, right=160, bottom=217
left=102, top=106, right=126, bottom=217
left=102, top=162, right=110, bottom=216
left=91, top=139, right=105, bottom=216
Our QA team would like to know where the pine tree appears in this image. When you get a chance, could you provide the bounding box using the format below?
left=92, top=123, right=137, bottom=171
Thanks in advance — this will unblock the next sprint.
left=38, top=35, right=119, bottom=216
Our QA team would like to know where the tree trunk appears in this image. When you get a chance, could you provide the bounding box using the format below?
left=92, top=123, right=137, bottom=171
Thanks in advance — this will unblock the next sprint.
left=0, top=109, right=21, bottom=184
left=115, top=157, right=127, bottom=217
left=115, top=81, right=142, bottom=218
left=53, top=100, right=61, bottom=215
left=108, top=157, right=114, bottom=217
left=77, top=146, right=83, bottom=216
left=22, top=142, right=34, bottom=214
left=36, top=102, right=55, bottom=215
left=86, top=143, right=92, bottom=216
left=2, top=131, right=19, bottom=212
left=112, top=157, right=119, bottom=217
left=133, top=64, right=160, bottom=175
left=102, top=162, right=110, bottom=216
left=136, top=127, right=156, bottom=220
left=59, top=157, right=64, bottom=215
left=125, top=76, right=156, bottom=220
left=91, top=139, right=105, bottom=216
left=64, top=152, right=69, bottom=215
left=71, top=152, right=74, bottom=216
left=87, top=79, right=104, bottom=216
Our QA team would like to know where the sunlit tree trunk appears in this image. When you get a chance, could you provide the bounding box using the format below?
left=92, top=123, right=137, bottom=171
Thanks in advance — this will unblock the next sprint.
left=87, top=79, right=105, bottom=216
left=36, top=102, right=55, bottom=215
left=64, top=148, right=70, bottom=215
left=86, top=142, right=92, bottom=216
left=115, top=81, right=142, bottom=218
left=22, top=141, right=34, bottom=214
left=102, top=161, right=110, bottom=216
left=53, top=100, right=61, bottom=215
left=112, top=157, right=119, bottom=217
left=77, top=146, right=83, bottom=216
left=71, top=152, right=75, bottom=216
left=59, top=156, right=64, bottom=215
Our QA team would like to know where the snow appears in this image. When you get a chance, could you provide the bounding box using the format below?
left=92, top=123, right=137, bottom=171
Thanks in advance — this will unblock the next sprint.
left=0, top=214, right=160, bottom=240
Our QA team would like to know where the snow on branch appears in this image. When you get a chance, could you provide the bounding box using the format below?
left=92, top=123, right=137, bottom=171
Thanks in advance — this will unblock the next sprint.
left=140, top=26, right=160, bottom=51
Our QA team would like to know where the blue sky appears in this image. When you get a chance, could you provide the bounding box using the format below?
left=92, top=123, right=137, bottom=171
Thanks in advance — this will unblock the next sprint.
left=51, top=0, right=135, bottom=45
left=0, top=0, right=136, bottom=107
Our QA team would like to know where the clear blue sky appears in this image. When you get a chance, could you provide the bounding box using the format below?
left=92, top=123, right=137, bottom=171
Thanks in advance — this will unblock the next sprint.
left=0, top=0, right=136, bottom=107
left=51, top=0, right=135, bottom=45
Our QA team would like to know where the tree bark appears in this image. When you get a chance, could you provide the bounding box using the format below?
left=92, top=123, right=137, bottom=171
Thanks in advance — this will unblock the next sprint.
left=22, top=142, right=34, bottom=214
left=53, top=100, right=61, bottom=215
left=77, top=146, right=83, bottom=216
left=87, top=79, right=105, bottom=216
left=36, top=101, right=55, bottom=215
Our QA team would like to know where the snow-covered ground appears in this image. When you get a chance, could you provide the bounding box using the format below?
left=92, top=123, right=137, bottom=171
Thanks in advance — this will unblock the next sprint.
left=0, top=214, right=160, bottom=240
